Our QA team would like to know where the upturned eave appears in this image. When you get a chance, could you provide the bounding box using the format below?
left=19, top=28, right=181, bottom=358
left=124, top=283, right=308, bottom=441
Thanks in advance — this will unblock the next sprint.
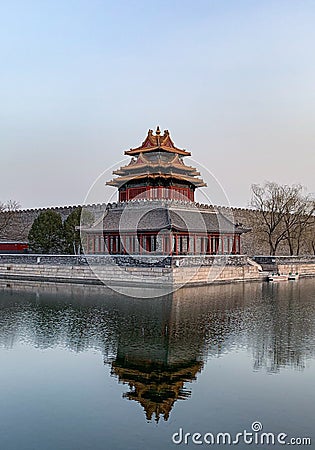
left=125, top=145, right=191, bottom=157
left=106, top=173, right=207, bottom=188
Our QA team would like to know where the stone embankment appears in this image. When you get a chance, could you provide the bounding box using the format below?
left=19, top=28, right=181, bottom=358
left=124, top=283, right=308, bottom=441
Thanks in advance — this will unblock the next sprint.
left=0, top=254, right=265, bottom=287
left=0, top=254, right=314, bottom=288
left=253, top=256, right=315, bottom=276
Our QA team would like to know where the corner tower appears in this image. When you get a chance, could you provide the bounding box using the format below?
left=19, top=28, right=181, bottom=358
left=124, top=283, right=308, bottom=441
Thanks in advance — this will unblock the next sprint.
left=106, top=127, right=206, bottom=202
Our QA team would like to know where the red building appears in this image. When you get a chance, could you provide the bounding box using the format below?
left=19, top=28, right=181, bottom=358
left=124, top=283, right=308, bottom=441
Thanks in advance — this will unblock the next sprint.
left=0, top=241, right=28, bottom=253
left=83, top=127, right=249, bottom=255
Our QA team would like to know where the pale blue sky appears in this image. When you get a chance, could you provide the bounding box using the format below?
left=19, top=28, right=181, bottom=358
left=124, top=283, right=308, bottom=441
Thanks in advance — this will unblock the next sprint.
left=1, top=0, right=314, bottom=208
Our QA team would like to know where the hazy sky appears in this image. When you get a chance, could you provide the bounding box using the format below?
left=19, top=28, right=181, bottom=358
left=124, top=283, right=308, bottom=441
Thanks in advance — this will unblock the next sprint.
left=1, top=0, right=314, bottom=209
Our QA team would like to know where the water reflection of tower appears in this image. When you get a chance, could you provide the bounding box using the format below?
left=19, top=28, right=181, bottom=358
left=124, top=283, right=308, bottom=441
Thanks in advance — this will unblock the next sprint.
left=108, top=284, right=254, bottom=422
left=110, top=294, right=204, bottom=422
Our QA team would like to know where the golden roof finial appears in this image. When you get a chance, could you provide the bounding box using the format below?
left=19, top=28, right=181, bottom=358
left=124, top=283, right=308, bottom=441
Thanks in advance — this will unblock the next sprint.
left=156, top=125, right=161, bottom=135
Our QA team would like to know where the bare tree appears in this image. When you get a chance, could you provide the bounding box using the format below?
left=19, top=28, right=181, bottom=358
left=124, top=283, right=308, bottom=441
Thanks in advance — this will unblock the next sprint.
left=251, top=182, right=314, bottom=255
left=300, top=218, right=315, bottom=255
left=311, top=220, right=315, bottom=255
left=282, top=191, right=314, bottom=255
left=0, top=200, right=21, bottom=238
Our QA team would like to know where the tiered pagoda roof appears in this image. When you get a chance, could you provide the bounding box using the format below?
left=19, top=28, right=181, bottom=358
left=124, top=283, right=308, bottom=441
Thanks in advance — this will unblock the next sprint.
left=106, top=127, right=206, bottom=188
left=125, top=126, right=191, bottom=156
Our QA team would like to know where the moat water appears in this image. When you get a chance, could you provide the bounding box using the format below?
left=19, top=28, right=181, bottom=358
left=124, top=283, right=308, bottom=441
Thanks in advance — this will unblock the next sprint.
left=0, top=279, right=314, bottom=449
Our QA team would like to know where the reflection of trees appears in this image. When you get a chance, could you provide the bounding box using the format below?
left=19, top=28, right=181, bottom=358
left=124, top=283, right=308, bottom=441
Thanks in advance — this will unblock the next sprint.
left=250, top=282, right=315, bottom=372
left=0, top=283, right=120, bottom=357
left=0, top=279, right=314, bottom=420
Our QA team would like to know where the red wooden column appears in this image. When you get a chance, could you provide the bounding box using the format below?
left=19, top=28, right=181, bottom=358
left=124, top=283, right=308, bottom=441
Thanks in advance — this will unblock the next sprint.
left=175, top=234, right=178, bottom=255
left=92, top=236, right=95, bottom=254
left=215, top=237, right=219, bottom=254
left=232, top=235, right=236, bottom=254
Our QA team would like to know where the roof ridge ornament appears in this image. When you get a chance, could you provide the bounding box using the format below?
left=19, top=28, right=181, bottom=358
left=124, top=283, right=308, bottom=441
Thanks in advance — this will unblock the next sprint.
left=156, top=125, right=161, bottom=146
left=125, top=127, right=191, bottom=156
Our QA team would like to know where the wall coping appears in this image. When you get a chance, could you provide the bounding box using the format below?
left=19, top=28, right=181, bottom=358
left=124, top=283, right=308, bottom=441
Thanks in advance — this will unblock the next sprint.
left=0, top=253, right=251, bottom=268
